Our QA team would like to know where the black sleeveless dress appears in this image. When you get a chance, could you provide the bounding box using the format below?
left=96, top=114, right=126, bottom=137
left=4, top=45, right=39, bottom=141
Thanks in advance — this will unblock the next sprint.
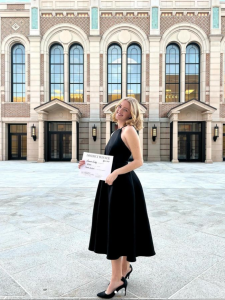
left=88, top=125, right=156, bottom=262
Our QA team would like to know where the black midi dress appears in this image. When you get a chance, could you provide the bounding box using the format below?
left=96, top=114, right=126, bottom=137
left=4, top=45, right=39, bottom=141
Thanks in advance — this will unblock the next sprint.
left=88, top=125, right=156, bottom=262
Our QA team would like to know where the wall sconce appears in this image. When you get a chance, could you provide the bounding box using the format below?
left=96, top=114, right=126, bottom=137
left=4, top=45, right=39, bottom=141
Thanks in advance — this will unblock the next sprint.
left=152, top=124, right=157, bottom=141
left=213, top=124, right=219, bottom=142
left=92, top=124, right=97, bottom=141
left=31, top=124, right=36, bottom=141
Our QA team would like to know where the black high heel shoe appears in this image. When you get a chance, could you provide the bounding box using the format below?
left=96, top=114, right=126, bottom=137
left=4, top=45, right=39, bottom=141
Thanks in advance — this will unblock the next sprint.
left=107, top=264, right=133, bottom=286
left=125, top=264, right=133, bottom=279
left=97, top=276, right=127, bottom=298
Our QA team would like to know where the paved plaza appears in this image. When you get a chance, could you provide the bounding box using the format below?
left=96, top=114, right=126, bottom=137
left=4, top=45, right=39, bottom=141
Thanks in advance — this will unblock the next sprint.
left=0, top=161, right=225, bottom=299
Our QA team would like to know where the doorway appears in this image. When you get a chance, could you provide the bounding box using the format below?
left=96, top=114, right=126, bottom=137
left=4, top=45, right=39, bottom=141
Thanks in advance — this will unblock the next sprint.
left=47, top=122, right=72, bottom=161
left=178, top=122, right=205, bottom=162
left=8, top=124, right=27, bottom=160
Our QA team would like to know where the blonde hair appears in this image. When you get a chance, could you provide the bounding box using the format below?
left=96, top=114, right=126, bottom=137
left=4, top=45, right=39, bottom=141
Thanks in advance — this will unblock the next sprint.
left=111, top=97, right=144, bottom=131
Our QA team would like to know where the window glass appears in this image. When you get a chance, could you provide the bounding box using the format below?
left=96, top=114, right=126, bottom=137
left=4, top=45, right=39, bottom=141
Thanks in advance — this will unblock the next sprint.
left=12, top=44, right=25, bottom=102
left=127, top=44, right=141, bottom=102
left=69, top=44, right=84, bottom=102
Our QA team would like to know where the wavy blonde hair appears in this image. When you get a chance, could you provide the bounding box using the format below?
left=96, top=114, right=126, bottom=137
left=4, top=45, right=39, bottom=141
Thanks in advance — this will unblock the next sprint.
left=111, top=96, right=143, bottom=131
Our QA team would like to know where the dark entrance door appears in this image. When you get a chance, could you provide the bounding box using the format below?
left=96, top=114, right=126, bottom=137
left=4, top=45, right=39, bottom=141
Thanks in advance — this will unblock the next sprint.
left=178, top=122, right=204, bottom=162
left=8, top=124, right=27, bottom=160
left=47, top=122, right=72, bottom=161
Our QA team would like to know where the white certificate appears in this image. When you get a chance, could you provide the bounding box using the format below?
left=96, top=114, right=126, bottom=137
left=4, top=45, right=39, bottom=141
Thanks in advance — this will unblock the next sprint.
left=79, top=152, right=114, bottom=181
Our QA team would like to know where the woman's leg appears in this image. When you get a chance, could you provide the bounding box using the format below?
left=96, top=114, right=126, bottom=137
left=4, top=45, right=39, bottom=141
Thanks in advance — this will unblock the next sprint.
left=105, top=256, right=124, bottom=294
left=122, top=256, right=131, bottom=277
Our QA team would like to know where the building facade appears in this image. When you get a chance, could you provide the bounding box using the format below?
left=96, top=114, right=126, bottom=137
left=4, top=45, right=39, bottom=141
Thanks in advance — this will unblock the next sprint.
left=0, top=0, right=225, bottom=163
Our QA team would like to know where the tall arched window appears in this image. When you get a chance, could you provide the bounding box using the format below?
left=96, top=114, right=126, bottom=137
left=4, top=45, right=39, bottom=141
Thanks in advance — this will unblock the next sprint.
left=127, top=43, right=142, bottom=102
left=107, top=44, right=122, bottom=102
left=165, top=43, right=180, bottom=102
left=185, top=43, right=200, bottom=101
left=69, top=44, right=84, bottom=102
left=50, top=44, right=64, bottom=101
left=11, top=44, right=25, bottom=102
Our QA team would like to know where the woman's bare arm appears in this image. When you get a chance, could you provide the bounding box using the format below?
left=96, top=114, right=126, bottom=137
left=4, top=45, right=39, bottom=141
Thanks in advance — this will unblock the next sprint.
left=114, top=126, right=143, bottom=176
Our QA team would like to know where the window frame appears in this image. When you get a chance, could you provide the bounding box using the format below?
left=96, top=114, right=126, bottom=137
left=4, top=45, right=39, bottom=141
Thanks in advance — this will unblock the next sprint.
left=49, top=43, right=64, bottom=102
left=69, top=43, right=84, bottom=103
left=165, top=42, right=180, bottom=103
left=126, top=42, right=142, bottom=103
left=107, top=43, right=122, bottom=103
left=185, top=42, right=200, bottom=102
left=11, top=43, right=26, bottom=102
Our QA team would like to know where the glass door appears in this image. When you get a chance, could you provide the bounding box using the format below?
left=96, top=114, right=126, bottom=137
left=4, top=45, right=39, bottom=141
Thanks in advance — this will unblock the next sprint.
left=8, top=124, right=27, bottom=160
left=189, top=133, right=200, bottom=160
left=48, top=122, right=72, bottom=161
left=178, top=132, right=201, bottom=162
left=178, top=134, right=187, bottom=160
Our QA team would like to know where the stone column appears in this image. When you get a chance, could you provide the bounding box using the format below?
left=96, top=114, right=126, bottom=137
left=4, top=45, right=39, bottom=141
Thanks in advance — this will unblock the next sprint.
left=203, top=112, right=213, bottom=163
left=148, top=35, right=161, bottom=161
left=71, top=112, right=78, bottom=163
left=147, top=122, right=160, bottom=161
left=105, top=112, right=111, bottom=144
left=3, top=123, right=8, bottom=161
left=28, top=35, right=41, bottom=162
left=89, top=36, right=101, bottom=154
left=2, top=123, right=8, bottom=161
left=139, top=113, right=144, bottom=157
left=122, top=51, right=126, bottom=98
left=180, top=51, right=185, bottom=102
left=172, top=113, right=179, bottom=163
left=209, top=35, right=222, bottom=120
left=64, top=51, right=69, bottom=102
left=37, top=112, right=47, bottom=163
left=0, top=121, right=2, bottom=161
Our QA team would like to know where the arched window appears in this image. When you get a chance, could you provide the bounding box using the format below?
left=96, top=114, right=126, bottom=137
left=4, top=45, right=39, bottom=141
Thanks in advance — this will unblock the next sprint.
left=107, top=44, right=122, bottom=102
left=165, top=43, right=180, bottom=102
left=69, top=44, right=84, bottom=102
left=50, top=44, right=64, bottom=101
left=11, top=44, right=25, bottom=102
left=127, top=43, right=142, bottom=102
left=185, top=43, right=200, bottom=101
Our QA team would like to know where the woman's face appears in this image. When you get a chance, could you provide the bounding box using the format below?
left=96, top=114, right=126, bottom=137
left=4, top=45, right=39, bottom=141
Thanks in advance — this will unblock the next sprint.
left=115, top=100, right=132, bottom=121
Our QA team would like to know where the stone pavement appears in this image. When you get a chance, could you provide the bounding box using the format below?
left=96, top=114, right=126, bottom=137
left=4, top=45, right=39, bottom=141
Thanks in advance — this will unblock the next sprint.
left=0, top=160, right=225, bottom=299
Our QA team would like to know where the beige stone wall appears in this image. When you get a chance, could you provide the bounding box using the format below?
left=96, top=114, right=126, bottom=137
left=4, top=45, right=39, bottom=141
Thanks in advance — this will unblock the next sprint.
left=1, top=18, right=30, bottom=42
left=100, top=15, right=150, bottom=37
left=7, top=4, right=25, bottom=10
left=160, top=15, right=210, bottom=36
left=1, top=103, right=30, bottom=117
left=220, top=104, right=225, bottom=118
left=159, top=104, right=178, bottom=118
left=78, top=122, right=89, bottom=161
left=1, top=2, right=225, bottom=162
left=101, top=122, right=106, bottom=155
left=40, top=16, right=90, bottom=37
left=70, top=104, right=90, bottom=118
left=160, top=122, right=170, bottom=161
left=143, top=122, right=148, bottom=161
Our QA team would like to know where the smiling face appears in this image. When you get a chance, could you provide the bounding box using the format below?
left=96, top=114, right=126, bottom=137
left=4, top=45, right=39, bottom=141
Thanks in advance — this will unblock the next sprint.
left=115, top=100, right=132, bottom=122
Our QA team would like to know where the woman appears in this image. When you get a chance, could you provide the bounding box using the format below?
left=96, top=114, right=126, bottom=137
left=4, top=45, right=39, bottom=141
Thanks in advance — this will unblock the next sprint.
left=78, top=97, right=156, bottom=298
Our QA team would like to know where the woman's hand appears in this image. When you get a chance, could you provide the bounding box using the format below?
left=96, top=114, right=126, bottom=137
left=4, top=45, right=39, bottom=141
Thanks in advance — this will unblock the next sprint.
left=105, top=170, right=118, bottom=185
left=78, top=160, right=85, bottom=169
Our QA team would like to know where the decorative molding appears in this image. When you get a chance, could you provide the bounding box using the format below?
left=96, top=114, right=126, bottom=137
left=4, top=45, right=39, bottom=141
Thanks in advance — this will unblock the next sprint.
left=12, top=23, right=20, bottom=31
left=213, top=7, right=219, bottom=29
left=152, top=7, right=158, bottom=29
left=31, top=7, right=38, bottom=29
left=91, top=7, right=98, bottom=30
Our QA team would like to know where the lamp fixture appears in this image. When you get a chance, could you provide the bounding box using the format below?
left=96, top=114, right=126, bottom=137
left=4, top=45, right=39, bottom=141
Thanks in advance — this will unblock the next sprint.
left=92, top=124, right=97, bottom=141
left=31, top=124, right=36, bottom=141
left=213, top=124, right=219, bottom=142
left=152, top=124, right=157, bottom=141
